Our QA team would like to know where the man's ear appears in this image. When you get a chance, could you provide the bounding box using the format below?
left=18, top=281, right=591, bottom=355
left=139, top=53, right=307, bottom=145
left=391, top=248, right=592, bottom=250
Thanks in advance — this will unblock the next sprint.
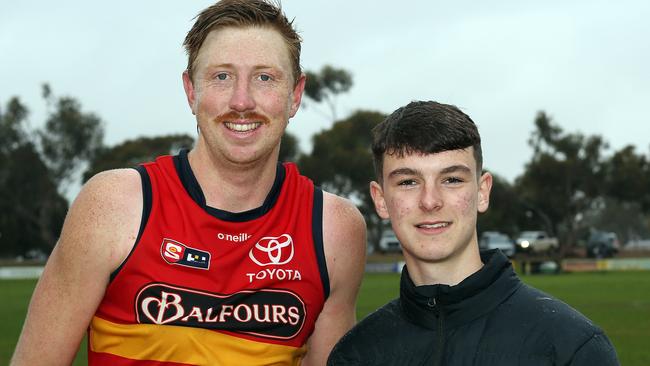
left=182, top=70, right=197, bottom=115
left=289, top=73, right=306, bottom=118
left=370, top=181, right=390, bottom=220
left=477, top=172, right=493, bottom=213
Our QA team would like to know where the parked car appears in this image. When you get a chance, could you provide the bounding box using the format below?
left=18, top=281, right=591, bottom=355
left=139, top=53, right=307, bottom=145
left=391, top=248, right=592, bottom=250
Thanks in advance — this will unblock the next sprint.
left=515, top=230, right=559, bottom=253
left=378, top=229, right=401, bottom=253
left=479, top=231, right=515, bottom=257
left=586, top=231, right=619, bottom=258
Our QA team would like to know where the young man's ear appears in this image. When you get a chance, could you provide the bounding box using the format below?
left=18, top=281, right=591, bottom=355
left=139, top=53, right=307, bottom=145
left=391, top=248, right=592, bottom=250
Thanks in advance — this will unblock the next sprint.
left=370, top=181, right=390, bottom=220
left=477, top=172, right=493, bottom=213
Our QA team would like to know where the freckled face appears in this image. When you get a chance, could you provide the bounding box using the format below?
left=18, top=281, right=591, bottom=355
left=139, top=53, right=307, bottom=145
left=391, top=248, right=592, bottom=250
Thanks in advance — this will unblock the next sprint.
left=182, top=26, right=305, bottom=166
left=370, top=148, right=492, bottom=264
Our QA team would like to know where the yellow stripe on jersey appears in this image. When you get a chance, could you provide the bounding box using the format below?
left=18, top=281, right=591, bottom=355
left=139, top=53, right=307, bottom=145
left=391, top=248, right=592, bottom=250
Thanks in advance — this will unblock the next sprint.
left=89, top=316, right=307, bottom=365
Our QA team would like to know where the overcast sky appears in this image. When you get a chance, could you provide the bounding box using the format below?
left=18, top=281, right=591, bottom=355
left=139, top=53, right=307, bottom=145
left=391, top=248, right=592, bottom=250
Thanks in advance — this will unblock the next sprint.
left=2, top=0, right=649, bottom=185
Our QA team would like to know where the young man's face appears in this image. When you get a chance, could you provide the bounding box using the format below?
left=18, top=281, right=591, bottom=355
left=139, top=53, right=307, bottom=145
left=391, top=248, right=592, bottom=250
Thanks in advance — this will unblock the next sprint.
left=370, top=148, right=492, bottom=265
left=182, top=26, right=305, bottom=165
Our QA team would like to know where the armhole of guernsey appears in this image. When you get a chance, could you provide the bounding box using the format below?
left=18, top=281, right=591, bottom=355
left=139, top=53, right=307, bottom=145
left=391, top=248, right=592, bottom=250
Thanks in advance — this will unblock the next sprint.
left=312, top=187, right=330, bottom=299
left=108, top=165, right=153, bottom=282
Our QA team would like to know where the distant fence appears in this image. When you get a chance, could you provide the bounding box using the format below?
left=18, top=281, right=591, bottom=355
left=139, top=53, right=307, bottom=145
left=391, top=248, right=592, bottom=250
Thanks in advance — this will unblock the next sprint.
left=562, top=258, right=650, bottom=272
left=3, top=257, right=650, bottom=278
left=366, top=261, right=405, bottom=273
left=0, top=266, right=44, bottom=279
left=366, top=257, right=650, bottom=274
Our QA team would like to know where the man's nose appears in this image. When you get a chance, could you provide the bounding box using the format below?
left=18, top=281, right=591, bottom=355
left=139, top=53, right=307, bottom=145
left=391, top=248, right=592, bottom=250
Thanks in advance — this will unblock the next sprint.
left=229, top=79, right=256, bottom=112
left=419, top=184, right=443, bottom=211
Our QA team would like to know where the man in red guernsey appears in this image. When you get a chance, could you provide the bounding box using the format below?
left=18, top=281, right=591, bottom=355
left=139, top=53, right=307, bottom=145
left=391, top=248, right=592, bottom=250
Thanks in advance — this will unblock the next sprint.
left=11, top=1, right=366, bottom=365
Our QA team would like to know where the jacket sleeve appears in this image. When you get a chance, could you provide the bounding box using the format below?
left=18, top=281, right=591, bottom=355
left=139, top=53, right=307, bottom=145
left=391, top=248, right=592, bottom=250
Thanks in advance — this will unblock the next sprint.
left=327, top=348, right=360, bottom=366
left=569, top=332, right=620, bottom=366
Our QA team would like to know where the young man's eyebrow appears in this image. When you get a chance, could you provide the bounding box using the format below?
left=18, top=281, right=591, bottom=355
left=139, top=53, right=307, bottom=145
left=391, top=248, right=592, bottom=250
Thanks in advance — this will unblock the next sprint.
left=387, top=167, right=421, bottom=179
left=387, top=165, right=471, bottom=180
left=439, top=165, right=472, bottom=175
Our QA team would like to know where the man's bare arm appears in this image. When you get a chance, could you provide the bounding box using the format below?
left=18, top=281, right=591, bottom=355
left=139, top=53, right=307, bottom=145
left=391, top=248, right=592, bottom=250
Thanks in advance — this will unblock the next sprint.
left=11, top=169, right=142, bottom=366
left=302, top=192, right=367, bottom=366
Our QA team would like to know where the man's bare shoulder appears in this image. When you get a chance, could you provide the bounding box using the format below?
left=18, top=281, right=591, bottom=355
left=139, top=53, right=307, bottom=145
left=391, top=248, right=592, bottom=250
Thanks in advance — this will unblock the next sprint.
left=72, top=168, right=142, bottom=223
left=62, top=168, right=143, bottom=267
left=321, top=191, right=366, bottom=272
left=322, top=192, right=366, bottom=234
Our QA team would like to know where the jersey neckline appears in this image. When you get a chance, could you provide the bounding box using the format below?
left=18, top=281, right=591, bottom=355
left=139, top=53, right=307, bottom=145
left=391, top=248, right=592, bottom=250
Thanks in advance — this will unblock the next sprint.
left=173, top=149, right=286, bottom=222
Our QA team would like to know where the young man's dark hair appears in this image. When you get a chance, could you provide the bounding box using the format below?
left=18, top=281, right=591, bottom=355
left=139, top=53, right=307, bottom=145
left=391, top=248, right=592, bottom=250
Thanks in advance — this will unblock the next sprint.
left=371, top=100, right=483, bottom=182
left=328, top=100, right=619, bottom=366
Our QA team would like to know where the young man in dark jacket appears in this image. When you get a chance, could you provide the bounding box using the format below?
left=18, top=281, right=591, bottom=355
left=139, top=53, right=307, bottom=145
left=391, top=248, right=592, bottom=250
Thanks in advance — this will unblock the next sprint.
left=327, top=101, right=619, bottom=365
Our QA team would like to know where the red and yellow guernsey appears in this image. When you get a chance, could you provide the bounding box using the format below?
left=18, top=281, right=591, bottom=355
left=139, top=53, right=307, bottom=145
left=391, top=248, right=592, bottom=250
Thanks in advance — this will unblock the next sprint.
left=89, top=150, right=329, bottom=365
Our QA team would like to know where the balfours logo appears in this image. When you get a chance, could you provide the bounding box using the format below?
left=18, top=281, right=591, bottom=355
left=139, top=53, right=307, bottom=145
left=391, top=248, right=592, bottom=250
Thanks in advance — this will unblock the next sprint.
left=136, top=283, right=306, bottom=339
left=161, top=238, right=210, bottom=270
left=249, top=234, right=294, bottom=266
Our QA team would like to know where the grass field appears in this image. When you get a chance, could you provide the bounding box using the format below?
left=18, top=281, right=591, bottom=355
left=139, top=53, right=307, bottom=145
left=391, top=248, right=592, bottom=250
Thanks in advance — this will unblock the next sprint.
left=2, top=271, right=649, bottom=365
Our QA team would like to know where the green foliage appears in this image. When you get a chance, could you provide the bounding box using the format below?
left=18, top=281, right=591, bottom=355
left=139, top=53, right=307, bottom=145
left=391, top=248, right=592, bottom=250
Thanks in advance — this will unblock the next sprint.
left=83, top=134, right=195, bottom=182
left=279, top=132, right=300, bottom=163
left=0, top=98, right=67, bottom=256
left=298, top=110, right=386, bottom=244
left=0, top=97, right=29, bottom=152
left=602, top=145, right=650, bottom=212
left=304, top=65, right=353, bottom=102
left=304, top=65, right=353, bottom=121
left=580, top=197, right=650, bottom=244
left=508, top=111, right=650, bottom=250
left=0, top=144, right=67, bottom=256
left=516, top=112, right=608, bottom=251
left=39, top=84, right=104, bottom=190
left=478, top=172, right=525, bottom=238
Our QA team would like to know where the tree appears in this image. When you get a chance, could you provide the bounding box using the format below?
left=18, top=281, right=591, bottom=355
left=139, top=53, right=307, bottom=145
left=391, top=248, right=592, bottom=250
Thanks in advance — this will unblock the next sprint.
left=279, top=132, right=300, bottom=162
left=298, top=110, right=385, bottom=247
left=0, top=97, right=67, bottom=256
left=602, top=145, right=650, bottom=213
left=580, top=197, right=650, bottom=245
left=477, top=172, right=525, bottom=239
left=0, top=97, right=29, bottom=152
left=303, top=65, right=353, bottom=121
left=84, top=134, right=195, bottom=182
left=515, top=111, right=608, bottom=256
left=39, top=84, right=104, bottom=193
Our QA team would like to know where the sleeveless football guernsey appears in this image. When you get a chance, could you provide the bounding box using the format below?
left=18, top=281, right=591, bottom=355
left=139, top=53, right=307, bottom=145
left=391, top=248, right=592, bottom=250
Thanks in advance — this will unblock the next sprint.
left=88, top=150, right=329, bottom=365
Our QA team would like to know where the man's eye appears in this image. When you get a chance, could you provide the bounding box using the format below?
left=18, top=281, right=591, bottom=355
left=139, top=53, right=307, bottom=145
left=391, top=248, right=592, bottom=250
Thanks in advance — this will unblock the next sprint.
left=258, top=74, right=272, bottom=81
left=398, top=179, right=417, bottom=186
left=444, top=177, right=464, bottom=184
left=216, top=73, right=228, bottom=80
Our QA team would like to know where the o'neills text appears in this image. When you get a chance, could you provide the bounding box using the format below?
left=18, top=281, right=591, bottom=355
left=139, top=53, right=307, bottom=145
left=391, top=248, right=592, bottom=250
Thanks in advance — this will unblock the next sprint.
left=136, top=284, right=306, bottom=339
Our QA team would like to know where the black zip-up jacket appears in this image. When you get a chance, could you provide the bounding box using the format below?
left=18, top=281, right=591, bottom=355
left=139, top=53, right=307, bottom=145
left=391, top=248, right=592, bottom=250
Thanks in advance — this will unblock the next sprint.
left=328, top=250, right=619, bottom=365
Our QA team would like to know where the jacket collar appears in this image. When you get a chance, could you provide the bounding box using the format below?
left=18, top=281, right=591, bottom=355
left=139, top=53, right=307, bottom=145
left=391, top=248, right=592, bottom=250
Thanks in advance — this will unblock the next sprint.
left=399, top=250, right=522, bottom=330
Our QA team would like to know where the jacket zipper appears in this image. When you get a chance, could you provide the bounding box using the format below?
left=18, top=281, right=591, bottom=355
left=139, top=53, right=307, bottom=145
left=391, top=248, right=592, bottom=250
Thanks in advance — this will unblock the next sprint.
left=428, top=297, right=445, bottom=365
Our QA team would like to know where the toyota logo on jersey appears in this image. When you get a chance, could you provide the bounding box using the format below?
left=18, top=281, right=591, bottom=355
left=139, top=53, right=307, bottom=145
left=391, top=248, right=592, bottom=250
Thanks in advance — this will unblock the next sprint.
left=249, top=234, right=294, bottom=266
